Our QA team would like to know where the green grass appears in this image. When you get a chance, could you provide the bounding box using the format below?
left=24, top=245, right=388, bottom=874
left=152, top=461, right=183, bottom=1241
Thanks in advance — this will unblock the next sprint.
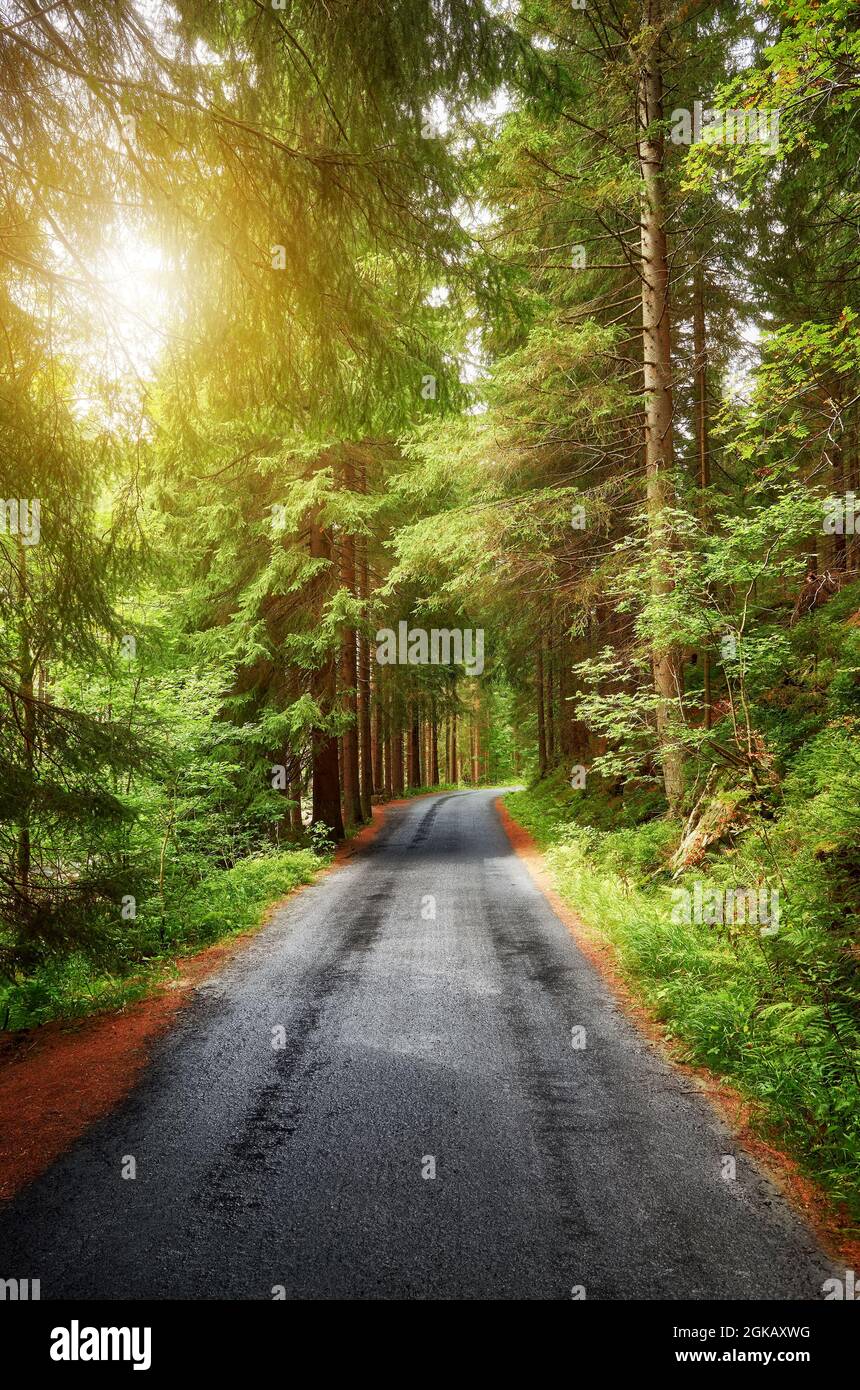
left=0, top=847, right=324, bottom=1032
left=506, top=772, right=860, bottom=1229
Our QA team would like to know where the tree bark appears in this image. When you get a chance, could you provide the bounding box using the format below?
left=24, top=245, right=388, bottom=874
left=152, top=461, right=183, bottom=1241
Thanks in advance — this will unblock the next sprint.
left=536, top=643, right=548, bottom=779
left=289, top=775, right=303, bottom=835
left=389, top=685, right=404, bottom=797
left=694, top=264, right=713, bottom=729
left=309, top=513, right=344, bottom=838
left=449, top=707, right=458, bottom=784
left=391, top=723, right=404, bottom=797
left=372, top=674, right=384, bottom=796
left=339, top=531, right=362, bottom=827
left=638, top=1, right=686, bottom=812
left=16, top=538, right=34, bottom=895
left=405, top=702, right=418, bottom=787
left=546, top=641, right=555, bottom=766
left=357, top=473, right=374, bottom=818
left=383, top=682, right=393, bottom=799
left=847, top=402, right=859, bottom=571
left=430, top=697, right=439, bottom=784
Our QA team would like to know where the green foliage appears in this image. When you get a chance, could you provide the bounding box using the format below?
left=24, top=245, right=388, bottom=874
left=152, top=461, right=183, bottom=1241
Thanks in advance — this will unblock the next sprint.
left=506, top=767, right=860, bottom=1224
left=0, top=848, right=321, bottom=1031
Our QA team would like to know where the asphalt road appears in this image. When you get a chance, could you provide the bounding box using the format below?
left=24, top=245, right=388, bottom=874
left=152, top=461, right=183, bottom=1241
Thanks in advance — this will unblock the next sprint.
left=0, top=790, right=838, bottom=1299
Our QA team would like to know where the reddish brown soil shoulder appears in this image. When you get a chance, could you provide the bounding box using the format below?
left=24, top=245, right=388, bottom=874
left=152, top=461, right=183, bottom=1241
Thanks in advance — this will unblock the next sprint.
left=0, top=797, right=404, bottom=1200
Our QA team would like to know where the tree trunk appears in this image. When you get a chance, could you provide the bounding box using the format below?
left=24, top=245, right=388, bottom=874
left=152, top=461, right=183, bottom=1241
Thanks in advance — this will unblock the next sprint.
left=289, top=775, right=303, bottom=835
left=694, top=265, right=713, bottom=729
left=383, top=684, right=393, bottom=799
left=309, top=514, right=344, bottom=838
left=831, top=414, right=847, bottom=572
left=638, top=1, right=686, bottom=812
left=536, top=643, right=548, bottom=779
left=372, top=677, right=384, bottom=796
left=16, top=538, right=34, bottom=895
left=849, top=403, right=859, bottom=571
left=357, top=477, right=374, bottom=819
left=430, top=698, right=439, bottom=784
left=546, top=642, right=555, bottom=766
left=557, top=635, right=569, bottom=758
left=391, top=723, right=404, bottom=797
left=357, top=631, right=373, bottom=818
left=339, top=532, right=362, bottom=827
left=449, top=707, right=458, bottom=784
left=408, top=703, right=421, bottom=788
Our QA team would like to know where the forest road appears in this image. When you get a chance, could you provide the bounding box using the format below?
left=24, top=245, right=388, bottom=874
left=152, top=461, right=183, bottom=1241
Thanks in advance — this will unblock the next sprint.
left=0, top=789, right=838, bottom=1299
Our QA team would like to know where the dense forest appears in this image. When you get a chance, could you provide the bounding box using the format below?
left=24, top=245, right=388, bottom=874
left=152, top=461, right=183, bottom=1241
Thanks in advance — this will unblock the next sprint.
left=1, top=1, right=858, bottom=1227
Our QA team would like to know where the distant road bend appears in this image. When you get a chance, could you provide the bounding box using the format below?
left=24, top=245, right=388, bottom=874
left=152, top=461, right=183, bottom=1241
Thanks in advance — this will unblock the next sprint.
left=0, top=789, right=836, bottom=1299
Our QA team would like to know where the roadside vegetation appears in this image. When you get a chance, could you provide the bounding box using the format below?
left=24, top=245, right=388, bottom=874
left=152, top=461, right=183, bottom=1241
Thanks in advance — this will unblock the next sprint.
left=0, top=849, right=324, bottom=1031
left=506, top=602, right=860, bottom=1230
